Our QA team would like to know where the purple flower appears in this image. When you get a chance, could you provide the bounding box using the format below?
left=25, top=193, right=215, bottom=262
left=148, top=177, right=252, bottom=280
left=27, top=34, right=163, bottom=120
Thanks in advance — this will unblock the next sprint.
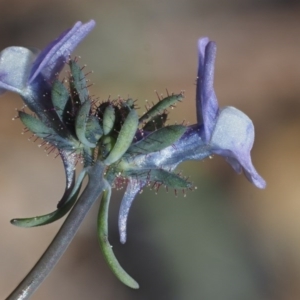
left=0, top=20, right=95, bottom=117
left=0, top=20, right=96, bottom=205
left=195, top=38, right=266, bottom=189
left=118, top=37, right=266, bottom=244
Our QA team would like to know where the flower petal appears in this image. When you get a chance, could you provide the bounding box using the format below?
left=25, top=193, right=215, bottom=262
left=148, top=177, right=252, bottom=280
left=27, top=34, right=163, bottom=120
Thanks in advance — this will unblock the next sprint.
left=196, top=37, right=209, bottom=124
left=118, top=178, right=146, bottom=244
left=198, top=40, right=219, bottom=142
left=0, top=47, right=38, bottom=94
left=29, top=20, right=96, bottom=84
left=210, top=106, right=266, bottom=188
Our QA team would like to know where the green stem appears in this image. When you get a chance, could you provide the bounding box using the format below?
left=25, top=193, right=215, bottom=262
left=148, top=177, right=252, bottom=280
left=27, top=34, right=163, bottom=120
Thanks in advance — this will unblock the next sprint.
left=97, top=181, right=139, bottom=289
left=6, top=162, right=105, bottom=300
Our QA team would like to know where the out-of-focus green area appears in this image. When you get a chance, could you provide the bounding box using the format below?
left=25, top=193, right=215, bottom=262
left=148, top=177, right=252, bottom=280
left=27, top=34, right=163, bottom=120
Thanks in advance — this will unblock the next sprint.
left=1, top=1, right=300, bottom=299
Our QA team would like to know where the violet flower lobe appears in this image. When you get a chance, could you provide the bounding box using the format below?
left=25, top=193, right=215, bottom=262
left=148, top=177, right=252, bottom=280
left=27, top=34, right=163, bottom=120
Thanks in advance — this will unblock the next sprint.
left=0, top=20, right=95, bottom=120
left=125, top=37, right=266, bottom=189
left=195, top=38, right=266, bottom=189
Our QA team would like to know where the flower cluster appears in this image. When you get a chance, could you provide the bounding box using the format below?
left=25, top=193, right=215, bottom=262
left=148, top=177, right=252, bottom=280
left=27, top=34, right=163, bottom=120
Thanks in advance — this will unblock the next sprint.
left=0, top=20, right=265, bottom=290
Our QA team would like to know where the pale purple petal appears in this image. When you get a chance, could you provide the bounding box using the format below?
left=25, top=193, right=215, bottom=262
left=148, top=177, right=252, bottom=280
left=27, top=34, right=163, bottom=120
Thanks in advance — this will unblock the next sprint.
left=198, top=38, right=210, bottom=77
left=0, top=47, right=57, bottom=122
left=0, top=47, right=38, bottom=95
left=210, top=106, right=266, bottom=189
left=196, top=37, right=209, bottom=124
left=29, top=20, right=96, bottom=83
left=228, top=155, right=265, bottom=189
left=201, top=41, right=219, bottom=142
left=118, top=178, right=146, bottom=244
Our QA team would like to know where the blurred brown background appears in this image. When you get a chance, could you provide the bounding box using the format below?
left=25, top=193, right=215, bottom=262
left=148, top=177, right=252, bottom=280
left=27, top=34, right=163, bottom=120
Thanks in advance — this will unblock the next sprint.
left=1, top=0, right=300, bottom=299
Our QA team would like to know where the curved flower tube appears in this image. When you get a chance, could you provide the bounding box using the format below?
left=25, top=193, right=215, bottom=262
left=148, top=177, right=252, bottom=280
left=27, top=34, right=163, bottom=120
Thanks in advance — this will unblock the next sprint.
left=195, top=38, right=266, bottom=189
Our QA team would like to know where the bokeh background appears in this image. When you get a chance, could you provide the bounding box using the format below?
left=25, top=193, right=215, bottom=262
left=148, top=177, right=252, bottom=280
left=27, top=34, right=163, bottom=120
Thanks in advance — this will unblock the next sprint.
left=1, top=0, right=300, bottom=299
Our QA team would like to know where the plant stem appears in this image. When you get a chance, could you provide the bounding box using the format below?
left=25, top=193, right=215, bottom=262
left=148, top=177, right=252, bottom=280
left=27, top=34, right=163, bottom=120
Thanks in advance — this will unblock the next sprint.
left=6, top=161, right=105, bottom=300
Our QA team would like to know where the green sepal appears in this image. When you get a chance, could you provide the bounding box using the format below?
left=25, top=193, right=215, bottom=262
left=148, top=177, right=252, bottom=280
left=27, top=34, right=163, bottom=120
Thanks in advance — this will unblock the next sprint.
left=82, top=146, right=94, bottom=167
left=75, top=100, right=96, bottom=148
left=104, top=109, right=139, bottom=165
left=103, top=105, right=115, bottom=135
left=139, top=93, right=183, bottom=123
left=85, top=116, right=103, bottom=145
left=10, top=168, right=88, bottom=227
left=51, top=79, right=70, bottom=121
left=151, top=169, right=192, bottom=189
left=98, top=184, right=139, bottom=289
left=142, top=113, right=167, bottom=131
left=19, top=111, right=76, bottom=150
left=126, top=125, right=187, bottom=155
left=99, top=135, right=115, bottom=159
left=69, top=60, right=89, bottom=104
left=126, top=169, right=192, bottom=189
left=19, top=111, right=56, bottom=137
left=95, top=101, right=110, bottom=120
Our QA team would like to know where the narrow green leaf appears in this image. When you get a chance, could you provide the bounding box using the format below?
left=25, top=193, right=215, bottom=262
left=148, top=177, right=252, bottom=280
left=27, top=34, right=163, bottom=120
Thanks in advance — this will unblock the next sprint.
left=139, top=93, right=183, bottom=123
left=82, top=146, right=94, bottom=167
left=69, top=60, right=89, bottom=104
left=75, top=101, right=96, bottom=148
left=19, top=111, right=78, bottom=151
left=85, top=116, right=103, bottom=145
left=11, top=168, right=88, bottom=227
left=98, top=184, right=139, bottom=289
left=125, top=169, right=192, bottom=189
left=19, top=111, right=56, bottom=137
left=151, top=169, right=192, bottom=189
left=102, top=105, right=115, bottom=135
left=142, top=113, right=167, bottom=131
left=51, top=79, right=70, bottom=121
left=99, top=135, right=115, bottom=159
left=104, top=109, right=139, bottom=165
left=127, top=125, right=186, bottom=155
